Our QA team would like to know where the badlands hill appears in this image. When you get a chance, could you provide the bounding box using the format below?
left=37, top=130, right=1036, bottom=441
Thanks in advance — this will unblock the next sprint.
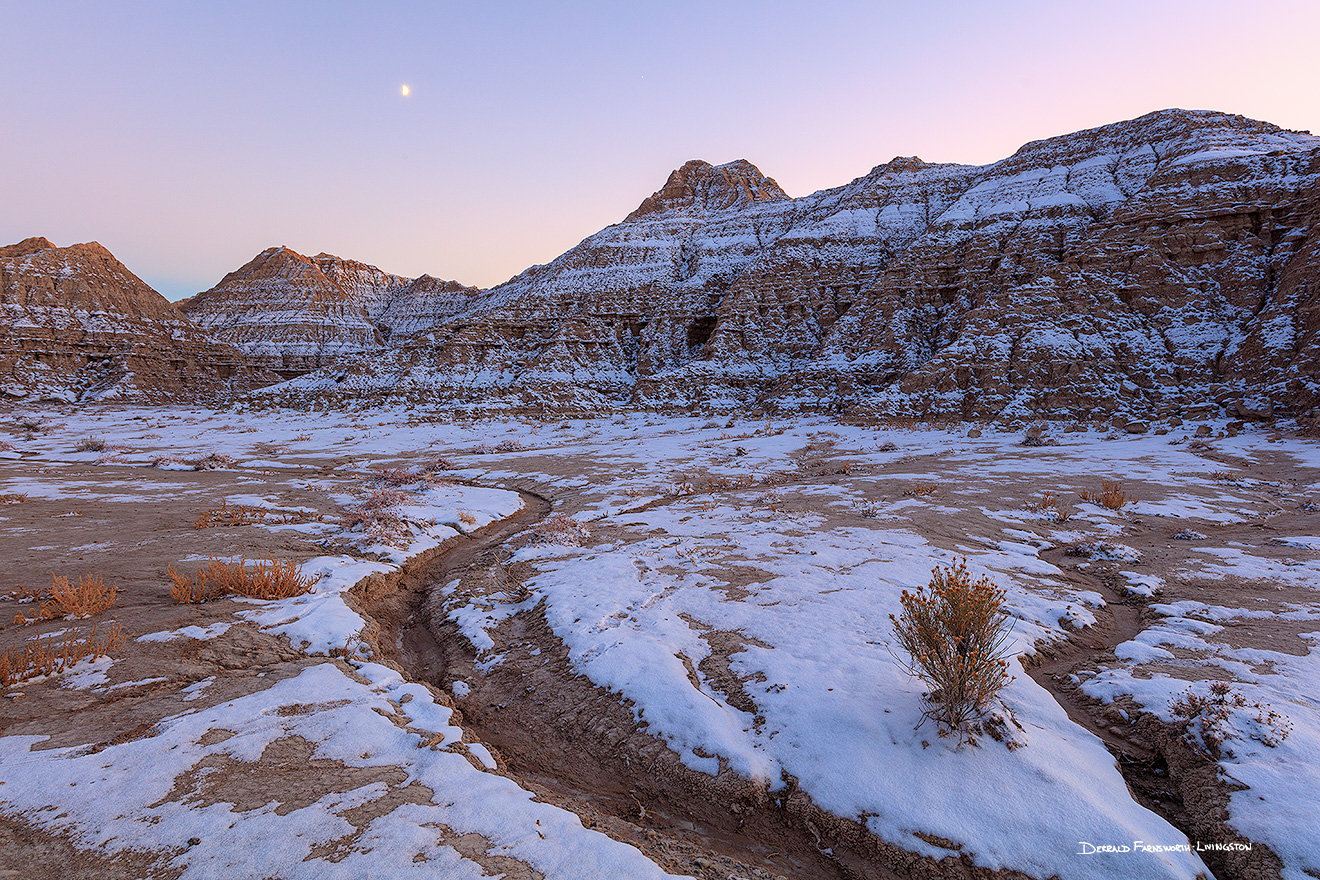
left=5, top=109, right=1318, bottom=421
left=274, top=109, right=1320, bottom=424
left=179, top=247, right=480, bottom=374
left=0, top=237, right=270, bottom=403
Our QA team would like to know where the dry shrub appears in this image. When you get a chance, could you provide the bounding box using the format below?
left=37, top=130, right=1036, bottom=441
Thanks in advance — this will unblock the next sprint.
left=0, top=622, right=128, bottom=686
left=169, top=556, right=314, bottom=603
left=291, top=433, right=312, bottom=441
left=75, top=436, right=108, bottom=452
left=432, top=455, right=458, bottom=471
left=902, top=482, right=939, bottom=498
left=529, top=513, right=592, bottom=546
left=191, top=452, right=238, bottom=471
left=1079, top=480, right=1134, bottom=511
left=0, top=492, right=27, bottom=505
left=345, top=487, right=411, bottom=546
left=472, top=439, right=526, bottom=454
left=12, top=575, right=118, bottom=623
left=44, top=574, right=118, bottom=619
left=1170, top=681, right=1291, bottom=757
left=1023, top=492, right=1057, bottom=512
left=889, top=558, right=1014, bottom=738
left=367, top=465, right=433, bottom=488
left=193, top=501, right=321, bottom=530
left=457, top=509, right=478, bottom=526
left=0, top=440, right=14, bottom=452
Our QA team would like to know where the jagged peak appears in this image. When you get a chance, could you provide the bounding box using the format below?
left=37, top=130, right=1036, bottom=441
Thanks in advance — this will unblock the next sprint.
left=626, top=158, right=789, bottom=220
left=0, top=236, right=58, bottom=258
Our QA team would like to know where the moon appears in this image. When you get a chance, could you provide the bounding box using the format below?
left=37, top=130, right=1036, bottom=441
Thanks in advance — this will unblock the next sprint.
left=401, top=84, right=410, bottom=97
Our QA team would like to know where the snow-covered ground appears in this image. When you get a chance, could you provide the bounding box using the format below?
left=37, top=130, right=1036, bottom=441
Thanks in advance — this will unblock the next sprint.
left=2, top=405, right=1317, bottom=879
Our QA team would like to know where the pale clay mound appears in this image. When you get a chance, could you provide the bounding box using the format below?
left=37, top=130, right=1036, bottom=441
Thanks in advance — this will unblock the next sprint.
left=1, top=408, right=1318, bottom=880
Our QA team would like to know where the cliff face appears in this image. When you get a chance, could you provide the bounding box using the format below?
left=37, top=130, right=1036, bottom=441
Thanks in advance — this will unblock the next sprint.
left=180, top=247, right=480, bottom=373
left=276, top=109, right=1319, bottom=422
left=0, top=238, right=270, bottom=403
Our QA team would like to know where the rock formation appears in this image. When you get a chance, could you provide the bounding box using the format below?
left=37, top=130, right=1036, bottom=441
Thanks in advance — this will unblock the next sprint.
left=274, top=109, right=1319, bottom=422
left=180, top=247, right=480, bottom=375
left=0, top=238, right=270, bottom=403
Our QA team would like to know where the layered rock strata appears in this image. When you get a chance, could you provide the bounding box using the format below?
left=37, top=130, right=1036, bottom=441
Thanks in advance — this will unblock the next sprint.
left=275, top=110, right=1320, bottom=422
left=0, top=238, right=270, bottom=403
left=180, top=247, right=479, bottom=375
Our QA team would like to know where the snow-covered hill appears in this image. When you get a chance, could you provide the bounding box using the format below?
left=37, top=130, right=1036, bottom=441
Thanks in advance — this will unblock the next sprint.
left=276, top=109, right=1320, bottom=424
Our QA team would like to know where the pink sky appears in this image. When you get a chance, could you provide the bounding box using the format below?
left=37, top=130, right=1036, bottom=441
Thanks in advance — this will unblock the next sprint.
left=2, top=0, right=1317, bottom=299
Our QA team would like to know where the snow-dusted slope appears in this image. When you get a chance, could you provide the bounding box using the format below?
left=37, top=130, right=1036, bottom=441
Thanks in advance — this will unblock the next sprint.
left=181, top=247, right=479, bottom=371
left=277, top=109, right=1320, bottom=422
left=0, top=237, right=268, bottom=402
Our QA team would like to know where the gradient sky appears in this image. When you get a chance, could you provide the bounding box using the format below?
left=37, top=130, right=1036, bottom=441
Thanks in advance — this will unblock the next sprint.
left=3, top=0, right=1318, bottom=300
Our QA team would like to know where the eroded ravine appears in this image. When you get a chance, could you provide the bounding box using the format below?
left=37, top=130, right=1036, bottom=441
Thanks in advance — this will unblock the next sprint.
left=1025, top=551, right=1282, bottom=880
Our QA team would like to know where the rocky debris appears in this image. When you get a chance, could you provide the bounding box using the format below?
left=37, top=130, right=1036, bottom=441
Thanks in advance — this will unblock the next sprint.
left=265, top=109, right=1320, bottom=423
left=0, top=238, right=273, bottom=403
left=180, top=247, right=479, bottom=375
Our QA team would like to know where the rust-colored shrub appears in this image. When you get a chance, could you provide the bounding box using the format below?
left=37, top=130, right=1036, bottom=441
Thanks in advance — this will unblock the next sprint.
left=901, top=482, right=939, bottom=498
left=169, top=557, right=314, bottom=603
left=1079, top=480, right=1135, bottom=511
left=74, top=436, right=107, bottom=452
left=0, top=622, right=128, bottom=686
left=889, top=558, right=1014, bottom=737
left=42, top=573, right=118, bottom=620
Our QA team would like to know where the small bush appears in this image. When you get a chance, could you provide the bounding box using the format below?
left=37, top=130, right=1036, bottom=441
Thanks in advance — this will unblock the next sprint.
left=432, top=455, right=458, bottom=471
left=0, top=622, right=128, bottom=686
left=902, top=482, right=939, bottom=498
left=75, top=437, right=108, bottom=452
left=345, top=487, right=411, bottom=546
left=472, top=439, right=526, bottom=454
left=191, top=452, right=238, bottom=471
left=889, top=558, right=1014, bottom=738
left=169, top=556, right=314, bottom=603
left=529, top=513, right=592, bottom=546
left=44, top=574, right=118, bottom=619
left=367, top=465, right=433, bottom=488
left=1079, top=480, right=1134, bottom=511
left=1023, top=492, right=1058, bottom=513
left=457, top=509, right=478, bottom=526
left=0, top=492, right=27, bottom=505
left=1170, top=681, right=1291, bottom=757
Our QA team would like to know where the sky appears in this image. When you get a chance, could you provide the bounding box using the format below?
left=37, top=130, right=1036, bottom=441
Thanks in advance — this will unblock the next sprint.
left=3, top=0, right=1318, bottom=300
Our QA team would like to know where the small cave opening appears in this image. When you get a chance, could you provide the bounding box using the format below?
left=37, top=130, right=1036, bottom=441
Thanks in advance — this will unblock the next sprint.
left=687, top=316, right=718, bottom=349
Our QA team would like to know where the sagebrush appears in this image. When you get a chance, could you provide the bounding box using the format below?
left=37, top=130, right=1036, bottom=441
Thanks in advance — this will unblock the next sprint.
left=890, top=558, right=1014, bottom=738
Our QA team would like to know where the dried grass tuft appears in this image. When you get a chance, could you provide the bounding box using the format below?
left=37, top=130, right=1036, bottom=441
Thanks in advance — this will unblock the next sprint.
left=43, top=574, right=118, bottom=619
left=0, top=622, right=128, bottom=687
left=1079, top=480, right=1134, bottom=511
left=75, top=436, right=108, bottom=452
left=0, top=492, right=27, bottom=505
left=169, top=557, right=315, bottom=603
left=901, top=482, right=939, bottom=498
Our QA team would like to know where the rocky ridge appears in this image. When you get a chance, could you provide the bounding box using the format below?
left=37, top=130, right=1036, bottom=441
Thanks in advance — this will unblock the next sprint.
left=180, top=247, right=480, bottom=374
left=273, top=109, right=1320, bottom=424
left=0, top=238, right=271, bottom=403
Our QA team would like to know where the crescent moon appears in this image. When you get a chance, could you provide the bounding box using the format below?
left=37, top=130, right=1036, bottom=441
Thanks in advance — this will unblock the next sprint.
left=401, top=84, right=410, bottom=97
